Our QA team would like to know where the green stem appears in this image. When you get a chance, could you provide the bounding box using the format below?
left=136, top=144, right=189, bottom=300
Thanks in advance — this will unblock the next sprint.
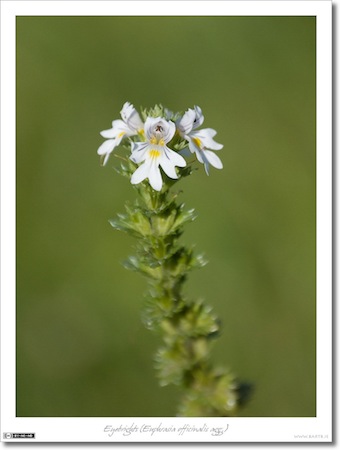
left=111, top=159, right=251, bottom=416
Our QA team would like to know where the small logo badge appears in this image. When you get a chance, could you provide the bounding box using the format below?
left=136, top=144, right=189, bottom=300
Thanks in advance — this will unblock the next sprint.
left=3, top=433, right=35, bottom=439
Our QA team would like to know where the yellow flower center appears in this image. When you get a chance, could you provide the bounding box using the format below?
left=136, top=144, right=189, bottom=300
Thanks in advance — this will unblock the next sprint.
left=117, top=131, right=126, bottom=138
left=192, top=137, right=202, bottom=148
left=149, top=136, right=165, bottom=146
left=149, top=149, right=161, bottom=159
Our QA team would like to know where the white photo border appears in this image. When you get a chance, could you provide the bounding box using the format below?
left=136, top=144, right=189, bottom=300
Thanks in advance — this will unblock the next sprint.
left=1, top=0, right=332, bottom=443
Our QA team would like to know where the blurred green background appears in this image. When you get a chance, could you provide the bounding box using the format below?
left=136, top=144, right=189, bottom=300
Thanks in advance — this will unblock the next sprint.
left=16, top=16, right=315, bottom=417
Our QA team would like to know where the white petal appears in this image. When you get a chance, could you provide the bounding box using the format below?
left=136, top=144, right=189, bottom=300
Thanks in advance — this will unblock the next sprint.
left=121, top=102, right=144, bottom=132
left=144, top=117, right=161, bottom=141
left=128, top=115, right=144, bottom=133
left=130, top=143, right=150, bottom=163
left=194, top=148, right=205, bottom=164
left=197, top=151, right=210, bottom=175
left=97, top=139, right=117, bottom=157
left=177, top=108, right=195, bottom=135
left=193, top=105, right=204, bottom=129
left=114, top=132, right=125, bottom=147
left=120, top=102, right=135, bottom=123
left=164, top=147, right=186, bottom=167
left=100, top=128, right=117, bottom=139
left=163, top=121, right=176, bottom=143
left=130, top=160, right=151, bottom=185
left=159, top=155, right=178, bottom=180
left=144, top=117, right=156, bottom=141
left=203, top=150, right=223, bottom=169
left=120, top=102, right=132, bottom=118
left=102, top=153, right=110, bottom=166
left=201, top=127, right=217, bottom=138
left=204, top=161, right=210, bottom=176
left=131, top=141, right=148, bottom=152
left=100, top=120, right=130, bottom=139
left=195, top=128, right=223, bottom=150
left=112, top=119, right=126, bottom=129
left=188, top=137, right=200, bottom=155
left=148, top=161, right=163, bottom=191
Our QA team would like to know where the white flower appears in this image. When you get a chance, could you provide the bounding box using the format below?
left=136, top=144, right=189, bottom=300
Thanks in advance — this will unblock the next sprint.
left=178, top=106, right=223, bottom=175
left=97, top=102, right=144, bottom=165
left=120, top=102, right=144, bottom=132
left=130, top=117, right=186, bottom=191
left=177, top=105, right=204, bottom=135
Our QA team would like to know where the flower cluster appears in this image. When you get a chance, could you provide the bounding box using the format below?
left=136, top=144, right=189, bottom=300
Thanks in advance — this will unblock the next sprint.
left=97, top=102, right=223, bottom=191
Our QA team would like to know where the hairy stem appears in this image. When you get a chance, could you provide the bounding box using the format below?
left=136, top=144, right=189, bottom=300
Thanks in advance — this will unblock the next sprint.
left=112, top=160, right=251, bottom=416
